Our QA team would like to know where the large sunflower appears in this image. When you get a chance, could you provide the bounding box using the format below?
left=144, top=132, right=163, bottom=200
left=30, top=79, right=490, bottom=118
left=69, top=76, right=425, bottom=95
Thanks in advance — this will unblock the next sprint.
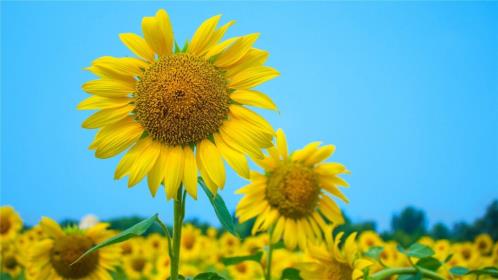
left=79, top=9, right=279, bottom=199
left=235, top=129, right=350, bottom=250
left=27, top=217, right=119, bottom=280
left=298, top=227, right=372, bottom=280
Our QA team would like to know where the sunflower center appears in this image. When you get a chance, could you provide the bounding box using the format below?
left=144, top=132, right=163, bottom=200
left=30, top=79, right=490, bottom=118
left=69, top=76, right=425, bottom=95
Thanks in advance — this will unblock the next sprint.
left=325, top=259, right=353, bottom=280
left=182, top=234, right=196, bottom=250
left=131, top=257, right=146, bottom=272
left=0, top=218, right=10, bottom=234
left=50, top=235, right=99, bottom=279
left=135, top=53, right=230, bottom=146
left=266, top=162, right=320, bottom=219
left=4, top=256, right=18, bottom=270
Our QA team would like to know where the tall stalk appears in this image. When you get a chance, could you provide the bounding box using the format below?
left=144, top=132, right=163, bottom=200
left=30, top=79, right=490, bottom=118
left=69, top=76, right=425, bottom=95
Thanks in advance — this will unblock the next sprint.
left=170, top=187, right=185, bottom=280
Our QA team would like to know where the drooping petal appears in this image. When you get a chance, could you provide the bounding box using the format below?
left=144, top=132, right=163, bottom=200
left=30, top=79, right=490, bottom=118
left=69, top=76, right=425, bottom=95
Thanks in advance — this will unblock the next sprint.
left=225, top=48, right=269, bottom=77
left=196, top=139, right=225, bottom=188
left=115, top=138, right=152, bottom=180
left=127, top=140, right=161, bottom=187
left=284, top=219, right=298, bottom=249
left=213, top=133, right=250, bottom=179
left=119, top=33, right=156, bottom=62
left=229, top=105, right=274, bottom=135
left=272, top=216, right=286, bottom=244
left=39, top=217, right=64, bottom=239
left=147, top=145, right=169, bottom=197
left=77, top=95, right=133, bottom=111
left=183, top=146, right=198, bottom=199
left=89, top=56, right=148, bottom=78
left=90, top=117, right=143, bottom=159
left=164, top=146, right=185, bottom=200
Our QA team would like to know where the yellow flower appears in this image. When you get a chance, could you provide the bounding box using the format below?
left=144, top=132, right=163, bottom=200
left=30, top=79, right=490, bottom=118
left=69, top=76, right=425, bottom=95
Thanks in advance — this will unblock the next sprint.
left=180, top=224, right=202, bottom=261
left=27, top=217, right=119, bottom=280
left=453, top=242, right=480, bottom=269
left=433, top=239, right=451, bottom=261
left=235, top=129, right=350, bottom=250
left=123, top=251, right=153, bottom=280
left=1, top=244, right=23, bottom=278
left=220, top=231, right=241, bottom=255
left=358, top=230, right=383, bottom=252
left=79, top=8, right=279, bottom=199
left=474, top=233, right=493, bottom=255
left=119, top=238, right=139, bottom=257
left=417, top=236, right=435, bottom=247
left=153, top=254, right=171, bottom=280
left=299, top=227, right=372, bottom=280
left=147, top=233, right=167, bottom=258
left=228, top=258, right=262, bottom=280
left=0, top=206, right=23, bottom=244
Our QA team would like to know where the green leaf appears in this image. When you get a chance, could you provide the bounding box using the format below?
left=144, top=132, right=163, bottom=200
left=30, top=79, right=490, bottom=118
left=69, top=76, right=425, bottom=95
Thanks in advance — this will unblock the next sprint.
left=398, top=272, right=422, bottom=280
left=198, top=177, right=239, bottom=237
left=416, top=257, right=441, bottom=271
left=450, top=266, right=470, bottom=276
left=364, top=246, right=384, bottom=261
left=470, top=266, right=498, bottom=277
left=403, top=243, right=434, bottom=258
left=1, top=273, right=13, bottom=280
left=182, top=40, right=189, bottom=52
left=193, top=272, right=226, bottom=280
left=167, top=275, right=186, bottom=280
left=443, top=254, right=453, bottom=263
left=221, top=251, right=263, bottom=266
left=174, top=42, right=181, bottom=53
left=280, top=268, right=303, bottom=280
left=72, top=214, right=159, bottom=265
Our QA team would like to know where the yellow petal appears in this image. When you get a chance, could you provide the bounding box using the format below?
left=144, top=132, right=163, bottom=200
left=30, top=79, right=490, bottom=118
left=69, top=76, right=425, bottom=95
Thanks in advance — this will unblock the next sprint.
left=147, top=145, right=169, bottom=197
left=203, top=21, right=237, bottom=58
left=91, top=117, right=143, bottom=159
left=188, top=15, right=221, bottom=56
left=284, top=219, right=298, bottom=249
left=213, top=133, right=250, bottom=179
left=88, top=56, right=147, bottom=78
left=196, top=139, right=225, bottom=188
left=292, top=141, right=321, bottom=162
left=40, top=217, right=64, bottom=239
left=119, top=33, right=156, bottom=62
left=200, top=170, right=218, bottom=195
left=142, top=9, right=173, bottom=57
left=164, top=146, right=185, bottom=200
left=225, top=48, right=269, bottom=77
left=275, top=128, right=288, bottom=159
left=82, top=79, right=135, bottom=98
left=319, top=195, right=344, bottom=224
left=127, top=139, right=161, bottom=187
left=297, top=221, right=308, bottom=250
left=82, top=105, right=133, bottom=129
left=229, top=105, right=274, bottom=135
left=230, top=89, right=277, bottom=111
left=204, top=37, right=238, bottom=58
left=214, top=33, right=259, bottom=68
left=304, top=144, right=336, bottom=166
left=314, top=163, right=347, bottom=176
left=114, top=138, right=151, bottom=180
left=320, top=180, right=349, bottom=203
left=78, top=95, right=133, bottom=111
left=183, top=146, right=198, bottom=199
left=272, top=216, right=286, bottom=244
left=219, top=122, right=264, bottom=159
left=229, top=65, right=279, bottom=89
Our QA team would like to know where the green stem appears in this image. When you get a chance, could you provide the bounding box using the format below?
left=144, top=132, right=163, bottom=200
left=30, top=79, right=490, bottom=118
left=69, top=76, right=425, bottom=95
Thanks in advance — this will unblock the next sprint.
left=370, top=267, right=445, bottom=280
left=265, top=228, right=274, bottom=280
left=170, top=186, right=185, bottom=280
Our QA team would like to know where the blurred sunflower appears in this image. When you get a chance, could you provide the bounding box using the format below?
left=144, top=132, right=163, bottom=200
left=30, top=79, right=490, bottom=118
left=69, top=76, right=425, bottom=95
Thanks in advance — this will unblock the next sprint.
left=0, top=206, right=23, bottom=244
left=1, top=245, right=22, bottom=278
left=79, top=9, right=279, bottom=199
left=122, top=250, right=153, bottom=280
left=358, top=230, right=383, bottom=252
left=298, top=227, right=372, bottom=280
left=235, top=129, right=350, bottom=250
left=27, top=217, right=119, bottom=280
left=474, top=233, right=493, bottom=255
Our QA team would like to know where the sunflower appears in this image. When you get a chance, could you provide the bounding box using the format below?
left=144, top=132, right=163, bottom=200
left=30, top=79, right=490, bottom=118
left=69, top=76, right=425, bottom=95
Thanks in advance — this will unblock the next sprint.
left=1, top=244, right=22, bottom=278
left=122, top=250, right=153, bottom=280
left=27, top=217, right=119, bottom=280
left=358, top=230, right=383, bottom=252
left=0, top=206, right=23, bottom=244
left=474, top=233, right=493, bottom=255
left=79, top=9, right=279, bottom=199
left=235, top=129, right=350, bottom=250
left=298, top=227, right=372, bottom=280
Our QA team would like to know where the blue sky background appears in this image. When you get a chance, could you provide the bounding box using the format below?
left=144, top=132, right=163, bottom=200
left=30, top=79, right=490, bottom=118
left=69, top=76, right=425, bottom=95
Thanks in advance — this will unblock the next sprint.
left=1, top=1, right=497, bottom=230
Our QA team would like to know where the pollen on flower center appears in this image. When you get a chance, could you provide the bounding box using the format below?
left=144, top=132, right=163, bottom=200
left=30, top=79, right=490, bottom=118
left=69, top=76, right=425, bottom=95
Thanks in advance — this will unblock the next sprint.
left=266, top=162, right=320, bottom=218
left=0, top=219, right=10, bottom=234
left=135, top=53, right=230, bottom=146
left=326, top=260, right=353, bottom=280
left=50, top=235, right=99, bottom=278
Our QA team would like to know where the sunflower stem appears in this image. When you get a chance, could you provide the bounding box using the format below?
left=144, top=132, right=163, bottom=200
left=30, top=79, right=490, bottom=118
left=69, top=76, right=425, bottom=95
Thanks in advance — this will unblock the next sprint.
left=265, top=227, right=274, bottom=280
left=369, top=267, right=445, bottom=280
left=170, top=186, right=185, bottom=280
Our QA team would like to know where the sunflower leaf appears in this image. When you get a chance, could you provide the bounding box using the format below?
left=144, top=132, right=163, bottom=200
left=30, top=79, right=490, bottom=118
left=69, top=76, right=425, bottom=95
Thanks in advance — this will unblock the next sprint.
left=71, top=214, right=159, bottom=266
left=280, top=268, right=303, bottom=280
left=401, top=243, right=435, bottom=258
left=416, top=257, right=441, bottom=271
left=193, top=272, right=226, bottom=280
left=198, top=177, right=239, bottom=237
left=221, top=251, right=263, bottom=266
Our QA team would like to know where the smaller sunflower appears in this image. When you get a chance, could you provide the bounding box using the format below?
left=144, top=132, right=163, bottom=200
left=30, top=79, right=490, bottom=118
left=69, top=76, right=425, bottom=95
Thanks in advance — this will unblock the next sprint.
left=298, top=227, right=372, bottom=280
left=235, top=129, right=350, bottom=250
left=122, top=249, right=153, bottom=280
left=0, top=206, right=23, bottom=244
left=1, top=244, right=22, bottom=278
left=27, top=217, right=119, bottom=280
left=474, top=233, right=493, bottom=255
left=358, top=230, right=383, bottom=252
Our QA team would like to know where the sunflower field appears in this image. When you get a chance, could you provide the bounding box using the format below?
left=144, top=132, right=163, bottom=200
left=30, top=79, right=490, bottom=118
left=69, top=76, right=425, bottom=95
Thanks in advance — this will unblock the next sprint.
left=1, top=4, right=497, bottom=280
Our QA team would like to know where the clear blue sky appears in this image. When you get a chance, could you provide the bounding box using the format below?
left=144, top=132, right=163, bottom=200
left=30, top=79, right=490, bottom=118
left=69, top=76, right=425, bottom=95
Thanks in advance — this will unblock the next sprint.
left=2, top=1, right=497, bottom=230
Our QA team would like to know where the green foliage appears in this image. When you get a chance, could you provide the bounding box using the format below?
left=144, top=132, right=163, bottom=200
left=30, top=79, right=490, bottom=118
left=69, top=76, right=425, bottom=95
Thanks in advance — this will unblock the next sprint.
left=280, top=268, right=303, bottom=280
left=399, top=243, right=435, bottom=258
left=364, top=246, right=384, bottom=261
left=416, top=257, right=441, bottom=271
left=72, top=214, right=161, bottom=265
left=193, top=272, right=225, bottom=280
left=198, top=178, right=238, bottom=237
left=220, top=251, right=263, bottom=266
